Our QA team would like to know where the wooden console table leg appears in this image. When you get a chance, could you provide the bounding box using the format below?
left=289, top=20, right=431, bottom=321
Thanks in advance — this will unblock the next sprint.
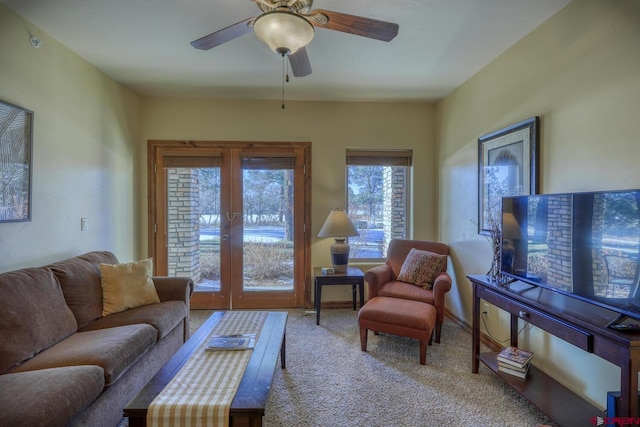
left=472, top=282, right=480, bottom=373
left=510, top=314, right=519, bottom=348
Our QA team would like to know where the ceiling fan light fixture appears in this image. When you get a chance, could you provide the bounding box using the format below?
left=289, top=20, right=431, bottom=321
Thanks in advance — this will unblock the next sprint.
left=253, top=10, right=314, bottom=55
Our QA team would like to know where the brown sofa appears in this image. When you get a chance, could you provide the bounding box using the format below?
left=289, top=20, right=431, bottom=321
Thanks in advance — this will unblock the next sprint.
left=0, top=251, right=193, bottom=427
left=364, top=239, right=451, bottom=343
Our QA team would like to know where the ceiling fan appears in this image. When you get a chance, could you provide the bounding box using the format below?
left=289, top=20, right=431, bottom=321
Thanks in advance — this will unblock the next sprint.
left=191, top=0, right=399, bottom=78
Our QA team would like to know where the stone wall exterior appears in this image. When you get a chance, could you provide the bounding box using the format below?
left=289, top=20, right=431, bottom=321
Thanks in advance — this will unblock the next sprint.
left=167, top=168, right=201, bottom=283
left=545, top=194, right=572, bottom=291
left=382, top=166, right=407, bottom=256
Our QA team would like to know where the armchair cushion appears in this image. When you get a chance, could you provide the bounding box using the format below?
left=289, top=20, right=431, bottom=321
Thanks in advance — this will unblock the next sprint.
left=397, top=249, right=447, bottom=289
left=378, top=280, right=434, bottom=304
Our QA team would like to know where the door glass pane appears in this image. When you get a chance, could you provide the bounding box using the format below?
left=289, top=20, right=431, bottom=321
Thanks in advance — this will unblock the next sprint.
left=166, top=167, right=221, bottom=293
left=241, top=164, right=294, bottom=291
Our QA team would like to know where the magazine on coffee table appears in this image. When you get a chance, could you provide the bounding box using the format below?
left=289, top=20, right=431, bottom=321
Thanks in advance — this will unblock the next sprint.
left=205, top=334, right=256, bottom=351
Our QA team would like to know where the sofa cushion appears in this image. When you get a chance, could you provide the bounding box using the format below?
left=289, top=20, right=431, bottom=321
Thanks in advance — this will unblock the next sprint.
left=80, top=300, right=187, bottom=340
left=0, top=267, right=78, bottom=374
left=397, top=249, right=447, bottom=289
left=0, top=365, right=105, bottom=427
left=10, top=324, right=157, bottom=386
left=100, top=258, right=161, bottom=316
left=48, top=251, right=119, bottom=329
left=378, top=280, right=434, bottom=305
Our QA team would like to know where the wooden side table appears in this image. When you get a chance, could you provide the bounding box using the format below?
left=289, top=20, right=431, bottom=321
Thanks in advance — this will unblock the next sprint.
left=314, top=267, right=365, bottom=325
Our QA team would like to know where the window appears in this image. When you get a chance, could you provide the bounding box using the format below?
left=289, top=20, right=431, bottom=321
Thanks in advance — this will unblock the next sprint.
left=346, top=149, right=412, bottom=259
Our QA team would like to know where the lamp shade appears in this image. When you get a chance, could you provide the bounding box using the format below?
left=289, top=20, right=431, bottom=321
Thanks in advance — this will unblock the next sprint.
left=317, top=209, right=359, bottom=238
left=253, top=10, right=314, bottom=55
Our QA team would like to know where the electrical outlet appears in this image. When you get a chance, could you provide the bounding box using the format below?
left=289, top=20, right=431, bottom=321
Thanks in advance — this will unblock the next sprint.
left=483, top=302, right=490, bottom=318
left=344, top=288, right=350, bottom=298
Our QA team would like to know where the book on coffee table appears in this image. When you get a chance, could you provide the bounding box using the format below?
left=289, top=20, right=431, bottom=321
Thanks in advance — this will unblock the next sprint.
left=205, top=334, right=256, bottom=351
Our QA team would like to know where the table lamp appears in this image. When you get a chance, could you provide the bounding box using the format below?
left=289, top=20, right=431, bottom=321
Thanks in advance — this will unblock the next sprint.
left=317, top=209, right=359, bottom=273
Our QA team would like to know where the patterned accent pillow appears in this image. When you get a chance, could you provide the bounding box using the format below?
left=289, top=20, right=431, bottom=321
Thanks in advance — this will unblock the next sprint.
left=397, top=249, right=447, bottom=289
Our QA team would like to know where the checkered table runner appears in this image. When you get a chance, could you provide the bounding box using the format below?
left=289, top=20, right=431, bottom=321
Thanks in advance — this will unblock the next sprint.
left=147, top=311, right=268, bottom=427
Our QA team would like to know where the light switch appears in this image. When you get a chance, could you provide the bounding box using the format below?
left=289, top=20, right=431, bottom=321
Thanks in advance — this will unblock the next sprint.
left=81, top=217, right=88, bottom=231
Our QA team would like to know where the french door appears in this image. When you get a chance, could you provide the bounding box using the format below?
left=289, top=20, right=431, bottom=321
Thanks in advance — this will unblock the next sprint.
left=148, top=141, right=310, bottom=310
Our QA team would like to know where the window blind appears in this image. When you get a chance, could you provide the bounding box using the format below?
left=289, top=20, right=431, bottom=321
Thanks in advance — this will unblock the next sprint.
left=241, top=157, right=296, bottom=170
left=346, top=149, right=412, bottom=166
left=162, top=156, right=222, bottom=168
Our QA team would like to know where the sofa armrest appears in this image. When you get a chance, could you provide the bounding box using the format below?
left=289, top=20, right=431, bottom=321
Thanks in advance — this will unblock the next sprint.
left=432, top=272, right=452, bottom=322
left=364, top=264, right=393, bottom=299
left=152, top=277, right=194, bottom=306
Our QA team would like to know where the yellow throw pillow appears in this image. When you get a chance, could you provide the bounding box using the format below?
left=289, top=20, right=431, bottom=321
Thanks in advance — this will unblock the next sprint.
left=397, top=248, right=447, bottom=290
left=100, top=258, right=160, bottom=316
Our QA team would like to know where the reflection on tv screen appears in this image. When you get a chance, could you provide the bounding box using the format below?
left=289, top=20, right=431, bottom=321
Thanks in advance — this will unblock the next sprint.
left=502, top=190, right=640, bottom=317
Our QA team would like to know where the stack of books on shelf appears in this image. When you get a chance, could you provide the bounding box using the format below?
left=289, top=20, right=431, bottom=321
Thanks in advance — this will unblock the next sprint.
left=496, top=346, right=534, bottom=379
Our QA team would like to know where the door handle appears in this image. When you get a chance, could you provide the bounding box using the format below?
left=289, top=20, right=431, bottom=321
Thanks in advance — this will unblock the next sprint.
left=226, top=212, right=241, bottom=222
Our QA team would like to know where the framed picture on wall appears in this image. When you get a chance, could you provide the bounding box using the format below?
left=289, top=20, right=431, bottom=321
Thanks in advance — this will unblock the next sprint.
left=478, top=116, right=539, bottom=235
left=0, top=100, right=33, bottom=223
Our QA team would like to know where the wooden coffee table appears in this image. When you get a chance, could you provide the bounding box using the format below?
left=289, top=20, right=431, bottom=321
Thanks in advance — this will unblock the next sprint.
left=124, top=311, right=287, bottom=427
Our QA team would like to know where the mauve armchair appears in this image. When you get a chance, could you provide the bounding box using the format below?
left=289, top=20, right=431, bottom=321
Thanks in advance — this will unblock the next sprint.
left=364, top=239, right=452, bottom=343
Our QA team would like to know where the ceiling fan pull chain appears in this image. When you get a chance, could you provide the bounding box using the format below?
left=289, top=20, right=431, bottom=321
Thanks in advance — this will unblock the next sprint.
left=286, top=55, right=290, bottom=83
left=281, top=52, right=286, bottom=109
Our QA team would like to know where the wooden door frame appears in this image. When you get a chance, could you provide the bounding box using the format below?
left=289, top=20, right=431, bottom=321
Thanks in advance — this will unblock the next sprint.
left=147, top=140, right=312, bottom=309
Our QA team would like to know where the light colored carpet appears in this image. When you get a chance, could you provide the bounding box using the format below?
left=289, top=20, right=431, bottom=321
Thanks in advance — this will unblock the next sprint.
left=120, top=309, right=555, bottom=426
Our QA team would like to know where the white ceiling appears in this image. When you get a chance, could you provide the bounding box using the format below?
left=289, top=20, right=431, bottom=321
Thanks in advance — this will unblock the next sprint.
left=2, top=0, right=571, bottom=102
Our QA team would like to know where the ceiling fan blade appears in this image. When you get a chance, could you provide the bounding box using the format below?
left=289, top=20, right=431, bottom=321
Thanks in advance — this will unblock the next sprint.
left=311, top=9, right=398, bottom=42
left=289, top=48, right=312, bottom=77
left=191, top=18, right=255, bottom=50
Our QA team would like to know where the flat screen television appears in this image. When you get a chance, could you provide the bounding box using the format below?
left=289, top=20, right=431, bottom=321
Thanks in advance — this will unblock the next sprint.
left=501, top=189, right=640, bottom=321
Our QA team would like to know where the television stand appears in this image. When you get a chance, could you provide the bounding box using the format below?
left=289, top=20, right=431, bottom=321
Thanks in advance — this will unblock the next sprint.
left=469, top=275, right=640, bottom=424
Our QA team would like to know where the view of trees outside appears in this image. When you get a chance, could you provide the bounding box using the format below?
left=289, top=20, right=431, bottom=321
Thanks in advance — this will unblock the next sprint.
left=197, top=168, right=220, bottom=229
left=174, top=163, right=405, bottom=290
left=347, top=165, right=407, bottom=259
left=196, top=167, right=294, bottom=290
left=240, top=168, right=294, bottom=289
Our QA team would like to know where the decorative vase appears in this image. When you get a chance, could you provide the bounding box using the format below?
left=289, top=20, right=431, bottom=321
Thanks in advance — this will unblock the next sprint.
left=330, top=238, right=350, bottom=273
left=487, top=248, right=500, bottom=281
left=485, top=212, right=502, bottom=282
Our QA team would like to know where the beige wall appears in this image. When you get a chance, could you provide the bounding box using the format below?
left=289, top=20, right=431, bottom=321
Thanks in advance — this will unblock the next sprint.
left=138, top=98, right=436, bottom=300
left=437, top=0, right=640, bottom=409
left=4, top=0, right=637, bottom=411
left=0, top=5, right=140, bottom=272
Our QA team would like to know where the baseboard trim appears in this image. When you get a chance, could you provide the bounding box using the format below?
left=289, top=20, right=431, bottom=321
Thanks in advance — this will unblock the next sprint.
left=318, top=301, right=357, bottom=309
left=444, top=308, right=502, bottom=352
